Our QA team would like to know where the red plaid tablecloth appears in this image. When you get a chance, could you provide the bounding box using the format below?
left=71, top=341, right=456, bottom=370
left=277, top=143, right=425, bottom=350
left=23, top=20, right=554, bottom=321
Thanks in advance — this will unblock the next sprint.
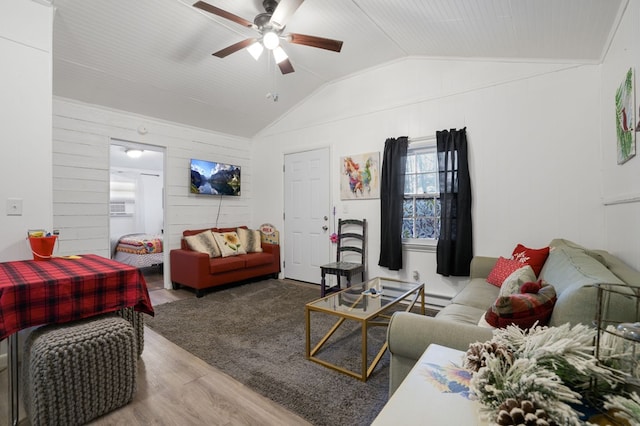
left=0, top=254, right=154, bottom=340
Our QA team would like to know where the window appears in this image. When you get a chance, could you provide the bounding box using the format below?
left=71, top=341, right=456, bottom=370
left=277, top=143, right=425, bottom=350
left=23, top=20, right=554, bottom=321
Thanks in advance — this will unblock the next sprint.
left=402, top=144, right=440, bottom=245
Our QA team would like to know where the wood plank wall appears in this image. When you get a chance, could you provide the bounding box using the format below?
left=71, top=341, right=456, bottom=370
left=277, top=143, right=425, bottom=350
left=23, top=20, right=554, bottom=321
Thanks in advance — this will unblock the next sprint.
left=52, top=99, right=252, bottom=278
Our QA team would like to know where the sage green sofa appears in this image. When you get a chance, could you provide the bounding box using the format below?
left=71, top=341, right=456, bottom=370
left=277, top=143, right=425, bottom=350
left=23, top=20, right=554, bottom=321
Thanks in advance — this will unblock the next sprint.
left=387, top=239, right=640, bottom=396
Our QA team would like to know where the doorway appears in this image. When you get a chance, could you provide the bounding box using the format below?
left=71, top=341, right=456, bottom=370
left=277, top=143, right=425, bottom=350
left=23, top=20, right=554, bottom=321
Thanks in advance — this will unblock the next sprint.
left=283, top=147, right=331, bottom=284
left=109, top=140, right=166, bottom=288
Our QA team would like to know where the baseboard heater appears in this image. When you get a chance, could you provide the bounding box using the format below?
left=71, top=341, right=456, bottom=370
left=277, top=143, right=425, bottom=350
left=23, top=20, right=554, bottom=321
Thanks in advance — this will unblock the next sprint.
left=384, top=288, right=451, bottom=313
left=424, top=292, right=453, bottom=310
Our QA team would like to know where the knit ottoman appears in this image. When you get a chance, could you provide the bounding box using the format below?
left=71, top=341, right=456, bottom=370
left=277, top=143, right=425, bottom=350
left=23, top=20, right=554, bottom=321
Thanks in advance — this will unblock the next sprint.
left=22, top=315, right=138, bottom=426
left=116, top=307, right=144, bottom=357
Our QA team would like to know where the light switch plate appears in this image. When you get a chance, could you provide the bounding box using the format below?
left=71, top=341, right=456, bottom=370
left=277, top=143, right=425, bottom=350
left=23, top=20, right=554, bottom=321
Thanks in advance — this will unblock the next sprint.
left=6, top=198, right=22, bottom=216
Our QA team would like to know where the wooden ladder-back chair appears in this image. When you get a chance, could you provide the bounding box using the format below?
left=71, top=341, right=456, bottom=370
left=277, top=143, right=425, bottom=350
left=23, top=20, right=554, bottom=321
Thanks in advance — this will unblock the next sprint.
left=320, top=218, right=366, bottom=297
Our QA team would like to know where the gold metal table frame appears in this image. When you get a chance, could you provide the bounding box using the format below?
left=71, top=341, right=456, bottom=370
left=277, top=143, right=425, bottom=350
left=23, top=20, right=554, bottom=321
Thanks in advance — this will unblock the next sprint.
left=305, top=277, right=425, bottom=381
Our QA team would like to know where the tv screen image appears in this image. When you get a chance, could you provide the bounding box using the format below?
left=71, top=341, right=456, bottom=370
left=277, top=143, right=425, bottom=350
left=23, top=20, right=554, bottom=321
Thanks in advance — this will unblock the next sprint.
left=190, top=159, right=241, bottom=196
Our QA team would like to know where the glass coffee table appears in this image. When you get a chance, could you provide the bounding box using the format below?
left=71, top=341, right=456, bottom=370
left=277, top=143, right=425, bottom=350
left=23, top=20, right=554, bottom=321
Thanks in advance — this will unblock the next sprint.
left=305, top=277, right=424, bottom=381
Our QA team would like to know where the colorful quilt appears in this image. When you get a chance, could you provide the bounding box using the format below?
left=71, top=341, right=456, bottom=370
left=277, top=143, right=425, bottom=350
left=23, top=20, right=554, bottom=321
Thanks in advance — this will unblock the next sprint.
left=116, top=234, right=163, bottom=255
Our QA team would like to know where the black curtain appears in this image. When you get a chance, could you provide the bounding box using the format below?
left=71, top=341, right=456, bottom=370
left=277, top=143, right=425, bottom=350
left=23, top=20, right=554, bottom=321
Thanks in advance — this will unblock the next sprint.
left=436, top=128, right=473, bottom=276
left=378, top=137, right=408, bottom=271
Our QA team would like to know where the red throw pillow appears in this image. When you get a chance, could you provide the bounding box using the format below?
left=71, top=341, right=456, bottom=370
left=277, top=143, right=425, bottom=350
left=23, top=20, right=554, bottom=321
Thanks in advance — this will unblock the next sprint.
left=487, top=257, right=525, bottom=287
left=511, top=244, right=550, bottom=277
left=484, top=282, right=557, bottom=329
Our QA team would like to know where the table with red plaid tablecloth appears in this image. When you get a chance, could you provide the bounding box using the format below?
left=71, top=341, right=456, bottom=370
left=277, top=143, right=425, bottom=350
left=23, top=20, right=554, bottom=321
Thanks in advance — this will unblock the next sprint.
left=0, top=254, right=154, bottom=340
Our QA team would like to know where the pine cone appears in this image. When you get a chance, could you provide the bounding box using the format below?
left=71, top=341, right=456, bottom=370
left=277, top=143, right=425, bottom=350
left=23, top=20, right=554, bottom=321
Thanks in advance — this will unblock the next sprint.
left=495, top=398, right=558, bottom=426
left=464, top=341, right=512, bottom=372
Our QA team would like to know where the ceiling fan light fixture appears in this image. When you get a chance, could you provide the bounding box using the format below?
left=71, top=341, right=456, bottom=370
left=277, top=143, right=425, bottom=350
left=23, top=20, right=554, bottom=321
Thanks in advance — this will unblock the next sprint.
left=126, top=149, right=143, bottom=158
left=272, top=46, right=288, bottom=64
left=262, top=31, right=280, bottom=50
left=247, top=41, right=264, bottom=60
left=194, top=0, right=344, bottom=75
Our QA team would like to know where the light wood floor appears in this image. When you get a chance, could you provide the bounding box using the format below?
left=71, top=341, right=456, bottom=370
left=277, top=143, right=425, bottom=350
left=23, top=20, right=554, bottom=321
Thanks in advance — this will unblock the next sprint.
left=0, top=268, right=312, bottom=426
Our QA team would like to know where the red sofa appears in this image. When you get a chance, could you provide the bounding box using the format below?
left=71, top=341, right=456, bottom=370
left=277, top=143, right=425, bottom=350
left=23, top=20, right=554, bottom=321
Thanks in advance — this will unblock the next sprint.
left=170, top=226, right=281, bottom=297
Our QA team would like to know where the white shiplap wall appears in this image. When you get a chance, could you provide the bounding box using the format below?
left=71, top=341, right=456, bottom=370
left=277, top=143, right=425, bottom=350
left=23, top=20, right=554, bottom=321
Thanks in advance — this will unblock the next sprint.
left=53, top=123, right=110, bottom=256
left=52, top=98, right=253, bottom=287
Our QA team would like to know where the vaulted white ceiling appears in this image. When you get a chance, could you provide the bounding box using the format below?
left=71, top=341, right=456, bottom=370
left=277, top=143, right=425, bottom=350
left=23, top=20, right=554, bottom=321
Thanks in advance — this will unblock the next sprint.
left=51, top=0, right=626, bottom=138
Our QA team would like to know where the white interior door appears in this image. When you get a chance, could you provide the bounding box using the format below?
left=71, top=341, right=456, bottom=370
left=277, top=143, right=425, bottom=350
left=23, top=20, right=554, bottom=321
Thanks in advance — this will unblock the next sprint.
left=284, top=147, right=330, bottom=284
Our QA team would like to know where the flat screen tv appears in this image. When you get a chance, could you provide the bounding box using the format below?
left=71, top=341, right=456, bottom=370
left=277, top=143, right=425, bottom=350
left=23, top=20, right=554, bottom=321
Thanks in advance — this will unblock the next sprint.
left=190, top=159, right=241, bottom=196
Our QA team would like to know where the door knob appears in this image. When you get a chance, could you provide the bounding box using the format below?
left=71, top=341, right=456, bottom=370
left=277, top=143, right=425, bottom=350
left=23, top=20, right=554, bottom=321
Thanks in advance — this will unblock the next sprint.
left=322, top=225, right=328, bottom=231
left=324, top=216, right=328, bottom=220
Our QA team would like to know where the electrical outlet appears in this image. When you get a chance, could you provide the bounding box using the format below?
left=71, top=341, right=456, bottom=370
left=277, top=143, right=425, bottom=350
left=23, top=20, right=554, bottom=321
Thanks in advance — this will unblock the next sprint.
left=6, top=198, right=22, bottom=216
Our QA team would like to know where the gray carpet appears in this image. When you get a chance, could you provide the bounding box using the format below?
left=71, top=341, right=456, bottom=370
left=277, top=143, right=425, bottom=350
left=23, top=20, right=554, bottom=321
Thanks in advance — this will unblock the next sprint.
left=145, top=279, right=394, bottom=426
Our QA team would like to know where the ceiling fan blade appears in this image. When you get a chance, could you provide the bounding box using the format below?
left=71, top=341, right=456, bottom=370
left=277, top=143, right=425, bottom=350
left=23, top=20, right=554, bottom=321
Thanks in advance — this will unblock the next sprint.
left=193, top=1, right=253, bottom=28
left=270, top=0, right=304, bottom=28
left=287, top=33, right=343, bottom=52
left=278, top=58, right=295, bottom=74
left=213, top=38, right=257, bottom=58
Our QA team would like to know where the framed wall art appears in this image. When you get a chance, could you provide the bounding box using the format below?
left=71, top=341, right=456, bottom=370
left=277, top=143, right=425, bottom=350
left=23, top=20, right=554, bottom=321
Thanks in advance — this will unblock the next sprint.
left=340, top=152, right=380, bottom=200
left=615, top=67, right=636, bottom=164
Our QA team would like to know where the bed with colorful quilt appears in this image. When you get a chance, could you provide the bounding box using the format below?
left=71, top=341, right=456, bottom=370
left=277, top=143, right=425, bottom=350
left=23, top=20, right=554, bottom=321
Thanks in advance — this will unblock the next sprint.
left=113, top=233, right=164, bottom=268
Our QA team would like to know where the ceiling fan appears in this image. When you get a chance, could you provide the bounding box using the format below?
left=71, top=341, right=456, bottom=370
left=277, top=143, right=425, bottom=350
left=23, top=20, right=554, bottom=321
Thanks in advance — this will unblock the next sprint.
left=193, top=0, right=343, bottom=74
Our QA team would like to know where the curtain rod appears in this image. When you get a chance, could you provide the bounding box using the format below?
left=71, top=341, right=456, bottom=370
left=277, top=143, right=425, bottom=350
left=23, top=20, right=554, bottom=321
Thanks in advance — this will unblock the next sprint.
left=408, top=135, right=436, bottom=143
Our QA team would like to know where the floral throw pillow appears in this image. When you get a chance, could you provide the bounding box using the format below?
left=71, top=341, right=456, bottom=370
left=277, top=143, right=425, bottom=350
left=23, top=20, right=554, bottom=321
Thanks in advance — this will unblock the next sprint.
left=236, top=228, right=263, bottom=253
left=184, top=230, right=221, bottom=258
left=213, top=231, right=247, bottom=257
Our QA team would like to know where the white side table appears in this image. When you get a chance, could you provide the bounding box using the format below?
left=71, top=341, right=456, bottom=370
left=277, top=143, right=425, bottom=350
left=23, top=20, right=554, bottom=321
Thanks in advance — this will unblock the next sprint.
left=372, top=344, right=488, bottom=425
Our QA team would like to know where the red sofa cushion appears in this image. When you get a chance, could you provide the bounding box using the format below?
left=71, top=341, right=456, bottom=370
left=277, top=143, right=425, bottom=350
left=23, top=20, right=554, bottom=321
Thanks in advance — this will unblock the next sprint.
left=243, top=253, right=273, bottom=268
left=209, top=256, right=245, bottom=274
